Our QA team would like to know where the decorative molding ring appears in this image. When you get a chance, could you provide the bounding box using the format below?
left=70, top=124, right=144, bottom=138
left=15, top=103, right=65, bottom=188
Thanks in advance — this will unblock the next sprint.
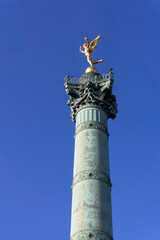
left=71, top=229, right=113, bottom=240
left=75, top=121, right=109, bottom=137
left=72, top=170, right=112, bottom=189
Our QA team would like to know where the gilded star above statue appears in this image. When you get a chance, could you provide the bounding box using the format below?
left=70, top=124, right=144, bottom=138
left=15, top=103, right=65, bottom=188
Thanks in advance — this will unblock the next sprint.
left=80, top=35, right=105, bottom=70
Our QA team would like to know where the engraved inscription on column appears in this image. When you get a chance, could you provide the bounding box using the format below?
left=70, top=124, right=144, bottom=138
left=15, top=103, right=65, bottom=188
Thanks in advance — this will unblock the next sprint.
left=74, top=128, right=109, bottom=175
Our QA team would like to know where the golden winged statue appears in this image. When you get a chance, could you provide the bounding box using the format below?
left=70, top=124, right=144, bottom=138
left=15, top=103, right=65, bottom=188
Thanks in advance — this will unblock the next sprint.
left=80, top=35, right=105, bottom=67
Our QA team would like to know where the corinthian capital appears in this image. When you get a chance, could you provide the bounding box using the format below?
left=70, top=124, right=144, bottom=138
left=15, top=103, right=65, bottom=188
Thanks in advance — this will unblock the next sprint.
left=64, top=70, right=117, bottom=122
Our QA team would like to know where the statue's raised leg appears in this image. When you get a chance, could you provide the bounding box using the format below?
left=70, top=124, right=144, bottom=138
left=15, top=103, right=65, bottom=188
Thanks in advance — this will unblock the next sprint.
left=93, top=59, right=105, bottom=65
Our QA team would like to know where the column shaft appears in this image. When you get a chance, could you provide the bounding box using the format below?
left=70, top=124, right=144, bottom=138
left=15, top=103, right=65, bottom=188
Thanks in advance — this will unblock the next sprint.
left=70, top=107, right=113, bottom=240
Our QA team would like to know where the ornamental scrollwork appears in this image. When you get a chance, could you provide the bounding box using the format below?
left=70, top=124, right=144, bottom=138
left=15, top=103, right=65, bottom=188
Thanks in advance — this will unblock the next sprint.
left=70, top=230, right=113, bottom=240
left=72, top=170, right=112, bottom=188
left=75, top=121, right=109, bottom=137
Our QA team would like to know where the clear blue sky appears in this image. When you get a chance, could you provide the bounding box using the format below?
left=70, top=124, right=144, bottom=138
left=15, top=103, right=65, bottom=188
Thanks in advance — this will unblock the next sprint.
left=0, top=0, right=160, bottom=239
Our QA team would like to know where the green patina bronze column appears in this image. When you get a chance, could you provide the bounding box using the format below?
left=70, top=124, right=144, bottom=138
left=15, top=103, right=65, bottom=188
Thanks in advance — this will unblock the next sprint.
left=65, top=36, right=117, bottom=240
left=65, top=68, right=117, bottom=240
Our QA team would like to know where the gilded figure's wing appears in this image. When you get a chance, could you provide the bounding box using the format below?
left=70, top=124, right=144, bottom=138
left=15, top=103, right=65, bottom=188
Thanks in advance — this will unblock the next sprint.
left=89, top=35, right=100, bottom=52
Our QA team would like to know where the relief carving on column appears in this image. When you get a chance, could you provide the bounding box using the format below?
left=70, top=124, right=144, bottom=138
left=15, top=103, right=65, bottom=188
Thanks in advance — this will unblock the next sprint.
left=64, top=70, right=117, bottom=122
left=70, top=230, right=113, bottom=240
left=72, top=170, right=112, bottom=188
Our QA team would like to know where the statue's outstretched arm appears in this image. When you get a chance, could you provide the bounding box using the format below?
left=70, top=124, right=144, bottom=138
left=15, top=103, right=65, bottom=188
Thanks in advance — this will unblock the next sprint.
left=80, top=46, right=85, bottom=53
left=84, top=37, right=90, bottom=44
